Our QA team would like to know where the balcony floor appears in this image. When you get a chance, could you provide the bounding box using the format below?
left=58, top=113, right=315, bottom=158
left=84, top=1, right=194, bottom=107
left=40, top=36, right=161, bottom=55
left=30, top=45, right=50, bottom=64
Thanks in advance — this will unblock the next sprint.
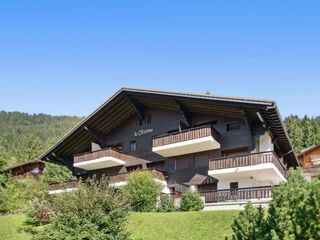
left=152, top=136, right=220, bottom=157
left=73, top=156, right=125, bottom=170
left=208, top=163, right=286, bottom=185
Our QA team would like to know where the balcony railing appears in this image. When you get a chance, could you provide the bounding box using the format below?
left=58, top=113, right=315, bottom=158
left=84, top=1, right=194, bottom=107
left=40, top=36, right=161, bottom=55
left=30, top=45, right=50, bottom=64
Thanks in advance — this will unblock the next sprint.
left=200, top=186, right=273, bottom=203
left=209, top=151, right=287, bottom=178
left=152, top=125, right=220, bottom=148
left=49, top=180, right=79, bottom=191
left=108, top=168, right=166, bottom=183
left=74, top=148, right=125, bottom=164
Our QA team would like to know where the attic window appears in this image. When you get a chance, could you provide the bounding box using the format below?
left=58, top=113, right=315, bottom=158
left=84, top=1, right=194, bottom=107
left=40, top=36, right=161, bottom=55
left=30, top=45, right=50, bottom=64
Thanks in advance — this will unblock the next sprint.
left=130, top=141, right=136, bottom=151
left=137, top=118, right=143, bottom=126
left=145, top=114, right=151, bottom=124
left=226, top=122, right=241, bottom=131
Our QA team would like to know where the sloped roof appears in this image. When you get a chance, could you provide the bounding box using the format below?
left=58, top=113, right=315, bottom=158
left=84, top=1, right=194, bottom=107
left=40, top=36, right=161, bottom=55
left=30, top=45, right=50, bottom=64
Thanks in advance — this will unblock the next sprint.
left=1, top=159, right=45, bottom=173
left=39, top=87, right=299, bottom=167
left=299, top=144, right=320, bottom=157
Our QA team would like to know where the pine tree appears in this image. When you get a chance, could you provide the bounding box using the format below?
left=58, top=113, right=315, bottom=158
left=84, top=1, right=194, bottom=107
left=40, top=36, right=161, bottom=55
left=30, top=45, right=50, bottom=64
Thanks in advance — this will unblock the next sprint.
left=0, top=146, right=8, bottom=169
left=23, top=135, right=44, bottom=161
left=284, top=115, right=304, bottom=153
left=230, top=169, right=320, bottom=240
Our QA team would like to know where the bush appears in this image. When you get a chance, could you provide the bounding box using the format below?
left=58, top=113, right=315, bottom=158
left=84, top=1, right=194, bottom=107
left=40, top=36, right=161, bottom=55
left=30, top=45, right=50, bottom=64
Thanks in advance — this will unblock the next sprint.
left=0, top=174, right=50, bottom=214
left=33, top=177, right=130, bottom=240
left=121, top=170, right=162, bottom=212
left=230, top=168, right=320, bottom=240
left=42, top=163, right=73, bottom=184
left=157, top=194, right=176, bottom=212
left=180, top=190, right=204, bottom=211
left=231, top=202, right=265, bottom=240
left=0, top=173, right=24, bottom=213
left=24, top=198, right=53, bottom=226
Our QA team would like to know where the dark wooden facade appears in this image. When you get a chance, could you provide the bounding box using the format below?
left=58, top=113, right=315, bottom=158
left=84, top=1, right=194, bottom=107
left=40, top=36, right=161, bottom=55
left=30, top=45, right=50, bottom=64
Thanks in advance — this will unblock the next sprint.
left=70, top=108, right=285, bottom=192
left=39, top=88, right=299, bottom=196
left=1, top=160, right=46, bottom=179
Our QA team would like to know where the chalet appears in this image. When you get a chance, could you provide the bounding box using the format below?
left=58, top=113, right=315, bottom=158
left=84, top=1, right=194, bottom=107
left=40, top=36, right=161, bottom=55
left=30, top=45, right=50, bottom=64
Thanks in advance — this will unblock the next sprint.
left=39, top=88, right=299, bottom=209
left=298, top=144, right=320, bottom=181
left=1, top=159, right=45, bottom=180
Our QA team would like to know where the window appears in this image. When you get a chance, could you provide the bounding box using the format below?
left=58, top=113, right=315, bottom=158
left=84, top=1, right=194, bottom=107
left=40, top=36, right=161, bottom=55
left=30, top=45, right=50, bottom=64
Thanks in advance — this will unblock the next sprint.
left=137, top=118, right=143, bottom=126
left=145, top=114, right=152, bottom=124
left=226, top=122, right=241, bottom=131
left=230, top=182, right=238, bottom=197
left=130, top=141, right=136, bottom=151
left=230, top=182, right=238, bottom=189
left=33, top=168, right=39, bottom=173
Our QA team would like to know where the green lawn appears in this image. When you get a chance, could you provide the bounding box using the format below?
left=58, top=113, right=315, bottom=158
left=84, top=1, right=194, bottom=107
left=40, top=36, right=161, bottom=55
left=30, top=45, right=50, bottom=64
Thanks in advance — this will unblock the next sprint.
left=0, top=211, right=238, bottom=240
left=128, top=211, right=238, bottom=240
left=0, top=214, right=31, bottom=240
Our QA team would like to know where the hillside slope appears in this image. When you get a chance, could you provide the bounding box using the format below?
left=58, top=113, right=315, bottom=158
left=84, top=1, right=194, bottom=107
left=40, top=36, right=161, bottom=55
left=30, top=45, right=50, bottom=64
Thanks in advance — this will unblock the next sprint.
left=0, top=111, right=83, bottom=167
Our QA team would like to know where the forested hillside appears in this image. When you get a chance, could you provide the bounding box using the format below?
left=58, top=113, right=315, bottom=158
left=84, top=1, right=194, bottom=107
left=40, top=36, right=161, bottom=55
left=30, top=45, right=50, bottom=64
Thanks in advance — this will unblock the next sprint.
left=0, top=111, right=319, bottom=170
left=284, top=115, right=320, bottom=154
left=0, top=111, right=83, bottom=169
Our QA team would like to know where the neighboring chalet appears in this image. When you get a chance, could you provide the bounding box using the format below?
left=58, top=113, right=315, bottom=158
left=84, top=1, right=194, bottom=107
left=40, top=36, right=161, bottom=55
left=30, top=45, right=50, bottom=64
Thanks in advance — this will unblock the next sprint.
left=298, top=144, right=320, bottom=181
left=39, top=88, right=299, bottom=209
left=1, top=159, right=45, bottom=180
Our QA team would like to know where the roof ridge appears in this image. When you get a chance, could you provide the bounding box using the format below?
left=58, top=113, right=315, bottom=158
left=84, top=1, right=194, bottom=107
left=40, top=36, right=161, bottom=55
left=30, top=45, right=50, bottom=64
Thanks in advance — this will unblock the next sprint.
left=121, top=87, right=274, bottom=104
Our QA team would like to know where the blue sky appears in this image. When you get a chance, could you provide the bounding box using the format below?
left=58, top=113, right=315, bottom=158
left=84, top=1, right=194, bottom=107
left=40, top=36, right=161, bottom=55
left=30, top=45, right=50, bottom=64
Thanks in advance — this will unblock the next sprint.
left=0, top=1, right=319, bottom=118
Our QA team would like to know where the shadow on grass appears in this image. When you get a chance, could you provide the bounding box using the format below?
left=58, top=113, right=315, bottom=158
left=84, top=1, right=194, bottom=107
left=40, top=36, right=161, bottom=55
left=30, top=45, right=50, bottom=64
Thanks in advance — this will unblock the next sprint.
left=18, top=218, right=42, bottom=235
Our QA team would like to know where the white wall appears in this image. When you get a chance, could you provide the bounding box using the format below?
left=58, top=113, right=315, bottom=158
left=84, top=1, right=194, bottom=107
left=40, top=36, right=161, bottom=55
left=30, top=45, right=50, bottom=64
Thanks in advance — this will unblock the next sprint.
left=217, top=177, right=272, bottom=190
left=259, top=132, right=274, bottom=152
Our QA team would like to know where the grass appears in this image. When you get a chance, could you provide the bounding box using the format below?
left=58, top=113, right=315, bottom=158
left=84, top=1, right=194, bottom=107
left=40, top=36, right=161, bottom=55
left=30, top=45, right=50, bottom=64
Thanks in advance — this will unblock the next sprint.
left=0, top=211, right=238, bottom=240
left=0, top=214, right=31, bottom=240
left=128, top=211, right=238, bottom=240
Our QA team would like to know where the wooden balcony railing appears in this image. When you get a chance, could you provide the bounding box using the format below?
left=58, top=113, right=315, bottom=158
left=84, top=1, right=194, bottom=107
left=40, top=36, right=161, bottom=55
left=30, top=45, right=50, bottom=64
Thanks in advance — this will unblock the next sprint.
left=200, top=186, right=273, bottom=203
left=108, top=168, right=166, bottom=183
left=49, top=180, right=79, bottom=191
left=74, top=148, right=125, bottom=164
left=152, top=125, right=220, bottom=148
left=209, top=151, right=288, bottom=178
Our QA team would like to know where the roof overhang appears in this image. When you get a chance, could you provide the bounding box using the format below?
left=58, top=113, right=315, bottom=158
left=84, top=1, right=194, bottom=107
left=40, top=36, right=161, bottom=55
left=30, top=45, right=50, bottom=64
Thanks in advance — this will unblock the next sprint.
left=39, top=87, right=299, bottom=168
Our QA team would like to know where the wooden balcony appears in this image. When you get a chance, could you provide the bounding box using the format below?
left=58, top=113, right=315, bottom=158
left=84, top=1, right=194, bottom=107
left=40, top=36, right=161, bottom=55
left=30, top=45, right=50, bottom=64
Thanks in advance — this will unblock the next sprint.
left=152, top=125, right=220, bottom=157
left=200, top=186, right=273, bottom=203
left=208, top=151, right=287, bottom=184
left=74, top=148, right=125, bottom=170
left=108, top=168, right=166, bottom=183
left=49, top=180, right=79, bottom=191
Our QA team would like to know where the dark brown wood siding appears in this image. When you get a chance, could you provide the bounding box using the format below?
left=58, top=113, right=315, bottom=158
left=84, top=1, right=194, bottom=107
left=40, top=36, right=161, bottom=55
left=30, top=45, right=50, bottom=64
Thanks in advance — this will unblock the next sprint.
left=77, top=108, right=268, bottom=185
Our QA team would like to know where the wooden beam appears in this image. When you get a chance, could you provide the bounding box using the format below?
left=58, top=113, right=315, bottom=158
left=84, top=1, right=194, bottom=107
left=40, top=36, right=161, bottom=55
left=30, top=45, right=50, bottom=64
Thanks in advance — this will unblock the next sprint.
left=126, top=95, right=145, bottom=120
left=240, top=108, right=253, bottom=135
left=51, top=152, right=73, bottom=170
left=84, top=126, right=107, bottom=148
left=46, top=157, right=64, bottom=165
left=175, top=100, right=191, bottom=126
left=256, top=110, right=267, bottom=128
left=240, top=108, right=254, bottom=151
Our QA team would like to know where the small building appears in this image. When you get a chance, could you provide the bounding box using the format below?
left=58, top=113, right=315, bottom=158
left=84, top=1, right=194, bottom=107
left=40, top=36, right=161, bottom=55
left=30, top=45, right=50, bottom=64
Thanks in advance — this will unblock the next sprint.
left=298, top=144, right=320, bottom=181
left=1, top=159, right=46, bottom=180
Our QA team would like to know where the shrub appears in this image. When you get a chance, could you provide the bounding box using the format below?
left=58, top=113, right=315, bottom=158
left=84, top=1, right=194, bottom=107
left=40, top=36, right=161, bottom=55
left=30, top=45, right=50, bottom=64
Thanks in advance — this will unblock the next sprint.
left=24, top=198, right=53, bottom=226
left=0, top=174, right=50, bottom=214
left=180, top=190, right=204, bottom=211
left=33, top=177, right=130, bottom=240
left=20, top=177, right=49, bottom=202
left=0, top=173, right=24, bottom=213
left=157, top=194, right=176, bottom=212
left=121, top=170, right=162, bottom=212
left=231, top=202, right=265, bottom=240
left=42, top=163, right=73, bottom=184
left=230, top=168, right=320, bottom=240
